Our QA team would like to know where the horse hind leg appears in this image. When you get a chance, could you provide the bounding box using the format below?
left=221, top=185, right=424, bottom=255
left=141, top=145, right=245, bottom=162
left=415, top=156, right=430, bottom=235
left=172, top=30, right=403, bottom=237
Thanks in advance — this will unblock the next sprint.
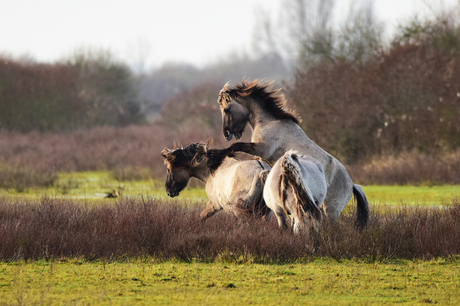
left=274, top=210, right=289, bottom=231
left=200, top=201, right=221, bottom=221
left=239, top=170, right=269, bottom=211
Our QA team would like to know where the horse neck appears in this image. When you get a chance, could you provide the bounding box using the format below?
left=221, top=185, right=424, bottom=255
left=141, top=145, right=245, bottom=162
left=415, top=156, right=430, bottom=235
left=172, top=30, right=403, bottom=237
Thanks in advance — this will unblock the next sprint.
left=239, top=97, right=274, bottom=129
left=190, top=163, right=211, bottom=183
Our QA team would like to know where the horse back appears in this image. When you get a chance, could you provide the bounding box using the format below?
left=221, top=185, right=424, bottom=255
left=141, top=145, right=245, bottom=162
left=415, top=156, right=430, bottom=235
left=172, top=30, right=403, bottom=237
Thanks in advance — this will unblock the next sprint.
left=253, top=120, right=350, bottom=186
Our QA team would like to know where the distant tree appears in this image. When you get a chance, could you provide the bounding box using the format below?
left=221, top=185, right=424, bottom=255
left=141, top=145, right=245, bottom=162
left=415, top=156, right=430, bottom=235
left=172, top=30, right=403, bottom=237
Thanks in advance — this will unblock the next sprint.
left=284, top=5, right=460, bottom=162
left=0, top=49, right=144, bottom=132
left=252, top=0, right=383, bottom=67
left=65, top=48, right=143, bottom=127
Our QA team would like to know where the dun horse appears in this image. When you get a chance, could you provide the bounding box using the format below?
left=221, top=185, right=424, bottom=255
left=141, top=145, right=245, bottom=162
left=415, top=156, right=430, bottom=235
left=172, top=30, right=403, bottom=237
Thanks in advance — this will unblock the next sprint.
left=264, top=150, right=327, bottom=234
left=208, top=79, right=369, bottom=228
left=161, top=142, right=271, bottom=220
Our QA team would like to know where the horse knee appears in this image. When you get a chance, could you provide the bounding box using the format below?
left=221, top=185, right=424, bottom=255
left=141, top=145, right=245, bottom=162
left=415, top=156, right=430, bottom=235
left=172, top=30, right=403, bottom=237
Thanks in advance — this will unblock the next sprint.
left=200, top=201, right=219, bottom=220
left=200, top=210, right=215, bottom=221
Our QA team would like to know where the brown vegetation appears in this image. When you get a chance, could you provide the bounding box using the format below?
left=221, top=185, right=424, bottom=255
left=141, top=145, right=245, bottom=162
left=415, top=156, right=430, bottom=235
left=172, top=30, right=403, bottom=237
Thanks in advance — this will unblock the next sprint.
left=1, top=120, right=459, bottom=186
left=0, top=51, right=143, bottom=133
left=285, top=41, right=460, bottom=163
left=0, top=196, right=459, bottom=262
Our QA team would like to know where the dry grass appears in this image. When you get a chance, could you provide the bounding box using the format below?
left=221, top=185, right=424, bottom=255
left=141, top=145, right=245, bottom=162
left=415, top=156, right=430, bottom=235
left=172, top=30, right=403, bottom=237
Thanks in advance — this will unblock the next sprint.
left=1, top=196, right=459, bottom=262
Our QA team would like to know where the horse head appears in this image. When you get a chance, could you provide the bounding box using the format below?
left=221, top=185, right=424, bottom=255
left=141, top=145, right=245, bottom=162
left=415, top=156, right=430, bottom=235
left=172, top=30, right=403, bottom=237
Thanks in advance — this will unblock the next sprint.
left=218, top=84, right=249, bottom=141
left=160, top=143, right=208, bottom=197
left=218, top=79, right=301, bottom=142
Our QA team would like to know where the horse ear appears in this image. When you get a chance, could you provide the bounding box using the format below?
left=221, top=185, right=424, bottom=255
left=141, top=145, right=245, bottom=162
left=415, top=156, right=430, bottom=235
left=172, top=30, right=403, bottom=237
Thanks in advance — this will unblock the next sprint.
left=218, top=89, right=229, bottom=107
left=160, top=148, right=172, bottom=161
left=205, top=138, right=213, bottom=149
left=218, top=82, right=232, bottom=106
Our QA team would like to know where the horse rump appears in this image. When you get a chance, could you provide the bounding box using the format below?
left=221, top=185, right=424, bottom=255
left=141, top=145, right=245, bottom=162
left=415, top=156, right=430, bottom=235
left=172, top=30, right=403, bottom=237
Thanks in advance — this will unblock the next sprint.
left=279, top=151, right=322, bottom=222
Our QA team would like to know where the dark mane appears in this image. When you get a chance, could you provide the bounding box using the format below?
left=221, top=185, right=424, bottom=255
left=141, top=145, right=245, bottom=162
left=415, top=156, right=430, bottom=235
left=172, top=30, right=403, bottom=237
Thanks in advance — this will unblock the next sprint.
left=161, top=142, right=209, bottom=169
left=221, top=79, right=301, bottom=124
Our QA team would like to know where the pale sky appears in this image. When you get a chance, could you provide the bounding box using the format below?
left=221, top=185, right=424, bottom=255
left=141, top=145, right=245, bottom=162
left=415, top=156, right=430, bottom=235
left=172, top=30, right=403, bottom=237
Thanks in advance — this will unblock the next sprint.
left=0, top=0, right=457, bottom=70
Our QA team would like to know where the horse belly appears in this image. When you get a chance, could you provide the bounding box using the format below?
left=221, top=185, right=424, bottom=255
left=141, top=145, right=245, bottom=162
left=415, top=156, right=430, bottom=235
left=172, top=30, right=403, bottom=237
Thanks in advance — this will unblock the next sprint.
left=212, top=166, right=246, bottom=211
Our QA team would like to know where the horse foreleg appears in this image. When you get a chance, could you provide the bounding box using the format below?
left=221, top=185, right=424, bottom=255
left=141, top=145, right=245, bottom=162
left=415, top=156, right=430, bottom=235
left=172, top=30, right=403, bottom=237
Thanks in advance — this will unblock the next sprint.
left=207, top=142, right=271, bottom=170
left=200, top=201, right=221, bottom=221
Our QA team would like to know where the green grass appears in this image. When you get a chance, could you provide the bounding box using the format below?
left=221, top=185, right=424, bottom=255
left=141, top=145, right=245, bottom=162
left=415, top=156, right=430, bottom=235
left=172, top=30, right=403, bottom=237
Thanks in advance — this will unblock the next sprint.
left=0, top=171, right=208, bottom=204
left=363, top=185, right=460, bottom=206
left=1, top=258, right=459, bottom=305
left=1, top=171, right=459, bottom=207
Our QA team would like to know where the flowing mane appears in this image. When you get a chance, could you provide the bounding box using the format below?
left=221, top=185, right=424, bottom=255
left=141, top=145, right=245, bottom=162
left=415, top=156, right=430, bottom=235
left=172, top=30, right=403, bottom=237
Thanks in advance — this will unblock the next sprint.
left=220, top=79, right=301, bottom=124
left=161, top=142, right=209, bottom=169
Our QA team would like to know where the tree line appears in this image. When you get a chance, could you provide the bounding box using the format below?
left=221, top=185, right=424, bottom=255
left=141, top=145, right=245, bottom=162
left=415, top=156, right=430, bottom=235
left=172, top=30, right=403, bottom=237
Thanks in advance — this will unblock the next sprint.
left=1, top=0, right=460, bottom=165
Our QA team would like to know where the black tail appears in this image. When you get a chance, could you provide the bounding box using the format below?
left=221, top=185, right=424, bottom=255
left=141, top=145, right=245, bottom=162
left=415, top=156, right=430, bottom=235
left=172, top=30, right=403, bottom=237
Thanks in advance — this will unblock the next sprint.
left=353, top=184, right=369, bottom=230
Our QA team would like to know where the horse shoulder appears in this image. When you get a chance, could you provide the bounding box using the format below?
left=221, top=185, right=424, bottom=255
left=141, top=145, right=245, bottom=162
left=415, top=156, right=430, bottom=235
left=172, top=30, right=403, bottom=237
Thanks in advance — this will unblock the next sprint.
left=251, top=121, right=290, bottom=161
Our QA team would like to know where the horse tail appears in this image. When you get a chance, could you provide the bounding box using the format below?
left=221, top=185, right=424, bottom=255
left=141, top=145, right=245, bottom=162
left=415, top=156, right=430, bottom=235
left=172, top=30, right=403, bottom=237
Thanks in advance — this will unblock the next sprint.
left=353, top=184, right=369, bottom=230
left=279, top=151, right=322, bottom=222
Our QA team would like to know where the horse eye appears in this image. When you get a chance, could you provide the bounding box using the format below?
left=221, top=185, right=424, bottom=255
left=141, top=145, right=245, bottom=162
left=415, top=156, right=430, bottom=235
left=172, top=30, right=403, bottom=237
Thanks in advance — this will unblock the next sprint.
left=224, top=107, right=231, bottom=114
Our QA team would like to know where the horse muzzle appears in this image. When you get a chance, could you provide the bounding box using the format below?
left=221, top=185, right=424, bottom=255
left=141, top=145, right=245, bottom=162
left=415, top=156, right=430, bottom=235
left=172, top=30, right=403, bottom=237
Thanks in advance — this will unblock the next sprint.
left=224, top=130, right=233, bottom=141
left=167, top=190, right=179, bottom=197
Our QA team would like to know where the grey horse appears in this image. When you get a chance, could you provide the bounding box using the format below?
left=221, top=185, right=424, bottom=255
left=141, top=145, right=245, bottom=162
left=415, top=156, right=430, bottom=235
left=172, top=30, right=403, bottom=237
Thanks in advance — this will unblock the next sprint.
left=207, top=79, right=369, bottom=228
left=264, top=150, right=327, bottom=234
left=161, top=142, right=271, bottom=220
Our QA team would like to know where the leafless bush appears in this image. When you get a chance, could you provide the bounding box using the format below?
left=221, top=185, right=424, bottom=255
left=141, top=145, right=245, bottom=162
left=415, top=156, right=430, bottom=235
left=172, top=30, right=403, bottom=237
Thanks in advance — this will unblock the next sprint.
left=0, top=163, right=57, bottom=191
left=348, top=150, right=460, bottom=185
left=0, top=124, right=227, bottom=179
left=0, top=51, right=143, bottom=133
left=285, top=41, right=460, bottom=163
left=1, top=196, right=459, bottom=262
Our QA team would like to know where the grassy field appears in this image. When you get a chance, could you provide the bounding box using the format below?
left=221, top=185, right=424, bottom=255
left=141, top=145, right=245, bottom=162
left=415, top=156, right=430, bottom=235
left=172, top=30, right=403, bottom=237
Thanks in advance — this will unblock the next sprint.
left=364, top=185, right=460, bottom=206
left=1, top=172, right=460, bottom=305
left=0, top=171, right=208, bottom=203
left=1, top=171, right=459, bottom=206
left=1, top=258, right=459, bottom=305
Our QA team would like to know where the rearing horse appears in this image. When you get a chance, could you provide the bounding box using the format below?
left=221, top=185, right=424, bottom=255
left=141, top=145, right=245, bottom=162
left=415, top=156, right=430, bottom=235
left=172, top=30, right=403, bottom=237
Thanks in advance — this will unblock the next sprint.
left=208, top=79, right=369, bottom=228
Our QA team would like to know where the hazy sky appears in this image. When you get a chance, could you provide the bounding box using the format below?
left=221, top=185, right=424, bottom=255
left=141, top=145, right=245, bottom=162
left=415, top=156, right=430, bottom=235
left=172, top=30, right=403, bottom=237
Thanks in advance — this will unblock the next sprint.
left=0, top=0, right=457, bottom=70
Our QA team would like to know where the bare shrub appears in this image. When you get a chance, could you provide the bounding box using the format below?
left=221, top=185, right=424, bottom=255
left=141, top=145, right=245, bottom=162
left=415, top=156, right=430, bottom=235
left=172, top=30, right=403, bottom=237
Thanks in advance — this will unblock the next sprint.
left=285, top=40, right=460, bottom=164
left=348, top=150, right=460, bottom=185
left=0, top=52, right=143, bottom=133
left=0, top=163, right=57, bottom=191
left=1, top=196, right=459, bottom=262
